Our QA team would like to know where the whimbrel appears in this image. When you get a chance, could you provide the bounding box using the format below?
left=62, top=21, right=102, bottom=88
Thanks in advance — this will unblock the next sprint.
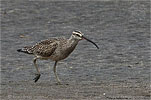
left=17, top=30, right=99, bottom=84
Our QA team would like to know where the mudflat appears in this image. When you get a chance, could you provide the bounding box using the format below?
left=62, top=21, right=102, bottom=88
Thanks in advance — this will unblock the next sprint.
left=1, top=0, right=150, bottom=100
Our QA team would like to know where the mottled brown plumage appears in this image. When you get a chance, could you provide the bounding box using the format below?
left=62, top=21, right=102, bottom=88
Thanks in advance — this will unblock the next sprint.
left=17, top=31, right=99, bottom=84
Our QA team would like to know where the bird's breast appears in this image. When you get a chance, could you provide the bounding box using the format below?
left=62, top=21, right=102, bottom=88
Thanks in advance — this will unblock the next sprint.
left=50, top=44, right=77, bottom=61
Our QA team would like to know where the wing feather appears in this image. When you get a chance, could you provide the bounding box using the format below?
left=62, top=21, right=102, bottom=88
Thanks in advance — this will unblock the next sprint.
left=30, top=38, right=58, bottom=57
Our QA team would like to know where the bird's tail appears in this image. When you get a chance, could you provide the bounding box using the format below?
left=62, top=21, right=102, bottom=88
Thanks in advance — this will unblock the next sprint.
left=17, top=46, right=33, bottom=54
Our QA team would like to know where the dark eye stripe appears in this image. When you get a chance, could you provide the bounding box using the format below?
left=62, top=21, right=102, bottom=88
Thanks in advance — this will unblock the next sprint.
left=73, top=33, right=81, bottom=37
left=76, top=34, right=80, bottom=37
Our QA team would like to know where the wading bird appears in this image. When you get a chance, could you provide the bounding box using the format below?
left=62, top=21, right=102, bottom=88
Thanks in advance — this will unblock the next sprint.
left=17, top=30, right=99, bottom=84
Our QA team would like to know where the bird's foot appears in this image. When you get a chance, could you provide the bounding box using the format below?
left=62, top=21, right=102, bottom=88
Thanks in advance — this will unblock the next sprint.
left=65, top=83, right=69, bottom=85
left=33, top=74, right=41, bottom=83
left=55, top=82, right=69, bottom=86
left=55, top=82, right=62, bottom=85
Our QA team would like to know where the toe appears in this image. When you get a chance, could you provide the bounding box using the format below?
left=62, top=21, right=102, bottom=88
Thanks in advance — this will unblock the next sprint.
left=33, top=74, right=41, bottom=83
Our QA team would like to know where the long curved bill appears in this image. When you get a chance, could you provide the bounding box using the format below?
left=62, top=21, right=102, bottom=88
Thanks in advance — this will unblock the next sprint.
left=82, top=36, right=99, bottom=49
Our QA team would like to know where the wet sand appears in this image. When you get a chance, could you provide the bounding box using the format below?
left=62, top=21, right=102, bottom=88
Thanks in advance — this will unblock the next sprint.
left=1, top=0, right=150, bottom=100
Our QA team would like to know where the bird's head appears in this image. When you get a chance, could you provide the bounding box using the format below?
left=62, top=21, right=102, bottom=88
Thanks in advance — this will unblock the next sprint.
left=72, top=30, right=99, bottom=49
left=72, top=30, right=83, bottom=40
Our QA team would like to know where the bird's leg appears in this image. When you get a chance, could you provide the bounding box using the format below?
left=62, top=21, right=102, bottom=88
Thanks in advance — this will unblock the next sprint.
left=53, top=61, right=61, bottom=84
left=33, top=57, right=41, bottom=82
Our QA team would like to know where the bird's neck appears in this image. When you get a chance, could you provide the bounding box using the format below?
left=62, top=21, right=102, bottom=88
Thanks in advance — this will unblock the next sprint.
left=68, top=36, right=80, bottom=47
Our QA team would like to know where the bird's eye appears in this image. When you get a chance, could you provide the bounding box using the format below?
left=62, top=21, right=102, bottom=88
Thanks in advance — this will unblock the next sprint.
left=74, top=34, right=81, bottom=37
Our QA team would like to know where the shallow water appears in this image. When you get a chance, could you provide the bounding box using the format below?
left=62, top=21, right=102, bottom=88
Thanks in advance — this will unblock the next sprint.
left=1, top=0, right=150, bottom=99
